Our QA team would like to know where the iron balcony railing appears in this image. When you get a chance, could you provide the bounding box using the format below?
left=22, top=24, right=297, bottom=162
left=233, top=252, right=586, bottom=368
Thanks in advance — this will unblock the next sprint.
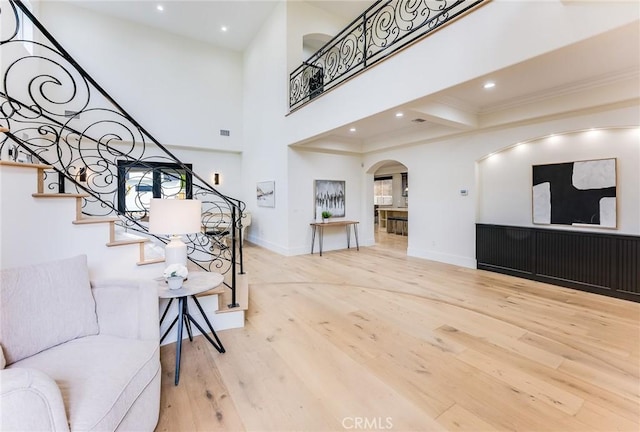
left=0, top=0, right=245, bottom=306
left=289, top=0, right=486, bottom=110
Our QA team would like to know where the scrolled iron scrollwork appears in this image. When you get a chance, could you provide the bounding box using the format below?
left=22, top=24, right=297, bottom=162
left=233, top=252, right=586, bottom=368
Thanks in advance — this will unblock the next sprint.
left=1, top=0, right=246, bottom=304
left=289, top=0, right=486, bottom=109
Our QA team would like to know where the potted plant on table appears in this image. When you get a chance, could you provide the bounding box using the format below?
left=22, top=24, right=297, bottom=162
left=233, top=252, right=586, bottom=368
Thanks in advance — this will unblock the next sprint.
left=164, top=264, right=188, bottom=290
left=321, top=210, right=332, bottom=223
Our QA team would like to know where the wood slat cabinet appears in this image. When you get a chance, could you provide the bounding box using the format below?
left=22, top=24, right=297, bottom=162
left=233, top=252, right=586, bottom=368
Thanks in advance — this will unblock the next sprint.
left=476, top=224, right=640, bottom=302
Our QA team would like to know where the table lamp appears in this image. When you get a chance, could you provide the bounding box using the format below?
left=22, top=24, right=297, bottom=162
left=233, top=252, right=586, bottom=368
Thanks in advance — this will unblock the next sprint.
left=149, top=198, right=202, bottom=268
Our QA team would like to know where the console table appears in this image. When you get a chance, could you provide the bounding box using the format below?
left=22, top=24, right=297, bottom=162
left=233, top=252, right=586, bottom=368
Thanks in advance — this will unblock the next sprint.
left=310, top=220, right=359, bottom=256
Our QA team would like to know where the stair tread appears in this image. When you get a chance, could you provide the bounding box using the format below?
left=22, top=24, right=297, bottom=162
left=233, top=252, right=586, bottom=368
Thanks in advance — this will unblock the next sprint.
left=137, top=257, right=165, bottom=266
left=0, top=161, right=52, bottom=169
left=195, top=285, right=226, bottom=296
left=33, top=193, right=89, bottom=198
left=72, top=217, right=120, bottom=225
left=107, top=238, right=150, bottom=247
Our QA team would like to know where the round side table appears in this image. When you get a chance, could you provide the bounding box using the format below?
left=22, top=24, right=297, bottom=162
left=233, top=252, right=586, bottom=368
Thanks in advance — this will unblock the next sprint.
left=157, top=272, right=226, bottom=385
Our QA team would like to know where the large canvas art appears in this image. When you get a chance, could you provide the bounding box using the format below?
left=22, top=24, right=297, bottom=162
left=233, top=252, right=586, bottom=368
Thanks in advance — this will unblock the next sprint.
left=314, top=180, right=345, bottom=218
left=532, top=158, right=616, bottom=228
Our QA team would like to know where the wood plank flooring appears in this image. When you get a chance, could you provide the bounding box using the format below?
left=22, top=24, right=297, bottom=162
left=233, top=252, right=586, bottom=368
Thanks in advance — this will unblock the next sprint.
left=156, top=232, right=640, bottom=431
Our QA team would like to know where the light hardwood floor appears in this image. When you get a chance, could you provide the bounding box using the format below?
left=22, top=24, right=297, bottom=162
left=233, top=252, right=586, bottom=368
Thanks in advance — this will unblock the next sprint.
left=156, top=231, right=640, bottom=431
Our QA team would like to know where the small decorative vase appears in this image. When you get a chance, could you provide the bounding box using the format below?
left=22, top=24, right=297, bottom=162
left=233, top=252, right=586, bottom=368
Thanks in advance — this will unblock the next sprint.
left=167, top=276, right=183, bottom=290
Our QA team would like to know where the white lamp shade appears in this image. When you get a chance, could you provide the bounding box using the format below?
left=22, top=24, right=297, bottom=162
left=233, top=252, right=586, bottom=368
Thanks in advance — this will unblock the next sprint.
left=149, top=199, right=202, bottom=235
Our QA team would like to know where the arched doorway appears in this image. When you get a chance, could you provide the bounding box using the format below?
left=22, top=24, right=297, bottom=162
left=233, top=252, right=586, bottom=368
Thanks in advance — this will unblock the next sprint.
left=368, top=160, right=408, bottom=253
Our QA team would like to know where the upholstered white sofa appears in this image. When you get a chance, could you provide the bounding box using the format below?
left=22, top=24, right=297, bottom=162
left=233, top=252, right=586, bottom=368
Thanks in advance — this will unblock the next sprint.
left=0, top=255, right=161, bottom=431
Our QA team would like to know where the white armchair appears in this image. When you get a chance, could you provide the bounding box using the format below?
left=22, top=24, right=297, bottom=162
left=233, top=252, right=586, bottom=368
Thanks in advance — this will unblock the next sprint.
left=0, top=255, right=161, bottom=432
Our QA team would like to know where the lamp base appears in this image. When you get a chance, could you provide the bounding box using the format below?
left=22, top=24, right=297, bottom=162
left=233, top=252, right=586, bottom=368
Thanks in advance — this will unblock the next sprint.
left=164, top=235, right=187, bottom=268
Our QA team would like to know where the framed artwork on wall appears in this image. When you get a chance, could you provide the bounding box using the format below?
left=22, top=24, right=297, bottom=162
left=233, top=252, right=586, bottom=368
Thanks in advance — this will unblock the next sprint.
left=532, top=158, right=617, bottom=228
left=257, top=181, right=275, bottom=208
left=314, top=180, right=345, bottom=218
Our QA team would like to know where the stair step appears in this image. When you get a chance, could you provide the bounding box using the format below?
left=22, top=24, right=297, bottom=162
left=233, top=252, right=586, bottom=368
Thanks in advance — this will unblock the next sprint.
left=106, top=238, right=150, bottom=247
left=195, top=284, right=226, bottom=297
left=0, top=161, right=52, bottom=169
left=72, top=217, right=120, bottom=225
left=32, top=193, right=89, bottom=198
left=216, top=272, right=249, bottom=314
left=0, top=126, right=9, bottom=133
left=137, top=257, right=165, bottom=266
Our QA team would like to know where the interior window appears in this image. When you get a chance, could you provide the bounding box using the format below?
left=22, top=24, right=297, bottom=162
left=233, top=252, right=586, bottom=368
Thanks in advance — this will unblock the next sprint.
left=374, top=177, right=393, bottom=205
left=117, top=161, right=193, bottom=214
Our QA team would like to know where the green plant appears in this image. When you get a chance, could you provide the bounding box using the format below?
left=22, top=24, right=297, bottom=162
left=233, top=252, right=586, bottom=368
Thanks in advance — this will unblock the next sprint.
left=321, top=210, right=332, bottom=219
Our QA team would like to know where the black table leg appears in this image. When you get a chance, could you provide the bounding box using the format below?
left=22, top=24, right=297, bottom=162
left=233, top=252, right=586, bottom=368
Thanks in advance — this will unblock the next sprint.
left=311, top=225, right=316, bottom=254
left=188, top=295, right=226, bottom=353
left=354, top=224, right=359, bottom=251
left=159, top=298, right=174, bottom=325
left=160, top=314, right=179, bottom=344
left=319, top=225, right=324, bottom=256
left=183, top=300, right=193, bottom=341
left=346, top=225, right=351, bottom=249
left=174, top=297, right=185, bottom=385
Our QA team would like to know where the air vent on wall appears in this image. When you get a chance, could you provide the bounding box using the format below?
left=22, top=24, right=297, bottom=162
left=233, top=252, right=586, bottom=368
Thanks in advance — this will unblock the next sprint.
left=411, top=118, right=426, bottom=123
left=220, top=129, right=230, bottom=136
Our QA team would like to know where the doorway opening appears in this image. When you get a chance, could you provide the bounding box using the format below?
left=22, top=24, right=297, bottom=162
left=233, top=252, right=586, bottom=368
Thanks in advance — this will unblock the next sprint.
left=370, top=160, right=408, bottom=253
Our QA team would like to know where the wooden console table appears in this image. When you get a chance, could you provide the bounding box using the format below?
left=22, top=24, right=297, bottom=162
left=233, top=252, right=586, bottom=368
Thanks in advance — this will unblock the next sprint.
left=310, top=220, right=359, bottom=256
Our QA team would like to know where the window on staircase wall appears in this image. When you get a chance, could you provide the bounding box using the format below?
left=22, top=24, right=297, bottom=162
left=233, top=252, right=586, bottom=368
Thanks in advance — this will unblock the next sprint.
left=374, top=176, right=393, bottom=206
left=117, top=161, right=193, bottom=215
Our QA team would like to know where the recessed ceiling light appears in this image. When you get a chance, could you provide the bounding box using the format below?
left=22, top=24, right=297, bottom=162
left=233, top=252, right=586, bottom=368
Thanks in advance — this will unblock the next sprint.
left=221, top=26, right=228, bottom=32
left=349, top=127, right=356, bottom=132
left=483, top=81, right=496, bottom=89
left=395, top=112, right=404, bottom=117
left=156, top=4, right=164, bottom=12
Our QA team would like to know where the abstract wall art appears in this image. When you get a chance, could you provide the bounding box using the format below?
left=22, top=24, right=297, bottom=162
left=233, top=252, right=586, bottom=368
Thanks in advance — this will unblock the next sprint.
left=257, top=181, right=275, bottom=208
left=532, top=158, right=616, bottom=228
left=314, top=180, right=345, bottom=218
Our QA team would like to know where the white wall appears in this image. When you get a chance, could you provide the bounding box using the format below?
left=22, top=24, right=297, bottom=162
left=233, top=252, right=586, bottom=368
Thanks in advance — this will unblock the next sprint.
left=241, top=1, right=291, bottom=253
left=2, top=2, right=245, bottom=278
left=0, top=164, right=164, bottom=279
left=37, top=2, right=244, bottom=152
left=478, top=127, right=640, bottom=233
left=9, top=0, right=638, bottom=272
left=244, top=0, right=639, bottom=259
left=284, top=1, right=640, bottom=144
left=287, top=149, right=367, bottom=254
left=286, top=0, right=353, bottom=74
left=363, top=105, right=640, bottom=269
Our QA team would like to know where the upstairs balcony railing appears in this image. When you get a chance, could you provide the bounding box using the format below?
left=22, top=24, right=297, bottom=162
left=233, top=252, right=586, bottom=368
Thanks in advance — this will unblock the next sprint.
left=0, top=0, right=245, bottom=306
left=289, top=0, right=486, bottom=110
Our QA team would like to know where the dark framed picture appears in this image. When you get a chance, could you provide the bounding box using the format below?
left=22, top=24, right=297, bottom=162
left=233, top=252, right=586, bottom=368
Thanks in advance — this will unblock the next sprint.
left=314, top=180, right=345, bottom=218
left=532, top=158, right=616, bottom=228
left=257, top=181, right=275, bottom=208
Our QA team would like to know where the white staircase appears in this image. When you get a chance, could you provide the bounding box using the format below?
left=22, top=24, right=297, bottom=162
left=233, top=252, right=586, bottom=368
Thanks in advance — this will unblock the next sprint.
left=0, top=161, right=247, bottom=337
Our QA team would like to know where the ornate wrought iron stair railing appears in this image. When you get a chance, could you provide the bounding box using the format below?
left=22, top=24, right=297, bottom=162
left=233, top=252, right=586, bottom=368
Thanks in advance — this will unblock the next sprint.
left=289, top=0, right=487, bottom=110
left=0, top=0, right=245, bottom=307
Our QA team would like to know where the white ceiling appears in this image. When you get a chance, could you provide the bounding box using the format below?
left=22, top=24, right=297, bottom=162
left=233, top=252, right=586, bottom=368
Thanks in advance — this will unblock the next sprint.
left=297, top=20, right=640, bottom=154
left=67, top=0, right=374, bottom=52
left=65, top=0, right=639, bottom=154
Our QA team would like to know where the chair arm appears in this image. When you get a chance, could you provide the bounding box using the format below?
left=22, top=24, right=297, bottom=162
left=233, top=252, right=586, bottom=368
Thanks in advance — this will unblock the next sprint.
left=91, top=279, right=159, bottom=341
left=0, top=368, right=69, bottom=432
